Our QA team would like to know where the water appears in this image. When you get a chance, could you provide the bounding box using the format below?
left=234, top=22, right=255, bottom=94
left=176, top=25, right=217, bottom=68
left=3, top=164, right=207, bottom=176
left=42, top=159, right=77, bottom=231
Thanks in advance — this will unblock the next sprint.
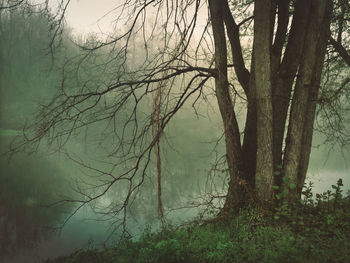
left=1, top=129, right=349, bottom=263
left=5, top=208, right=113, bottom=263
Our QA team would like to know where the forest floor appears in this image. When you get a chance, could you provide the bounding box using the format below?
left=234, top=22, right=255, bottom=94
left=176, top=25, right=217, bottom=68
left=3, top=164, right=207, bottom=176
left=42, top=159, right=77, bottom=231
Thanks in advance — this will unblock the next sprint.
left=45, top=181, right=350, bottom=263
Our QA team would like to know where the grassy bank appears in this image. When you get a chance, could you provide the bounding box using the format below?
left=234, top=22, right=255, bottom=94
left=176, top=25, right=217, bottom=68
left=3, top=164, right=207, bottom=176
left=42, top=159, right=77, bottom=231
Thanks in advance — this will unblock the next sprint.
left=46, top=181, right=350, bottom=263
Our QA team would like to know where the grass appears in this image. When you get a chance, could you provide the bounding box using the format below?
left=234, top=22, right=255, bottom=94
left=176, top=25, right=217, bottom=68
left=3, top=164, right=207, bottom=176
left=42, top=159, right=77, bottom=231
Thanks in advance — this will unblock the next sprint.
left=45, top=180, right=350, bottom=263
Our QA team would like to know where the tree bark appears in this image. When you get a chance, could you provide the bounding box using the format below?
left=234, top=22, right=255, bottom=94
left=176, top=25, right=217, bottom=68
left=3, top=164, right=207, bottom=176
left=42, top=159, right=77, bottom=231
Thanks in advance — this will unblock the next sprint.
left=272, top=0, right=312, bottom=185
left=209, top=0, right=249, bottom=211
left=242, top=58, right=257, bottom=191
left=297, top=0, right=332, bottom=196
left=253, top=0, right=274, bottom=203
left=222, top=0, right=250, bottom=95
left=282, top=0, right=330, bottom=201
left=271, top=0, right=290, bottom=74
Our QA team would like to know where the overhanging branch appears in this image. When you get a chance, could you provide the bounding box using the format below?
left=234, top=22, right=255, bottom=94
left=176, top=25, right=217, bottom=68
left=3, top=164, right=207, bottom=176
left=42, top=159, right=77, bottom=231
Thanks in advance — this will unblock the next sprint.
left=329, top=36, right=350, bottom=66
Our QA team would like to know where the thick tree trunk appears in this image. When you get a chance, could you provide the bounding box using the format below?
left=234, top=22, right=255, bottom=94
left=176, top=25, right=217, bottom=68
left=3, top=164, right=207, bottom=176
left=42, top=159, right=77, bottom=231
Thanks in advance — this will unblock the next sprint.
left=209, top=0, right=333, bottom=210
left=209, top=0, right=249, bottom=211
left=282, top=0, right=331, bottom=202
left=297, top=0, right=332, bottom=196
left=271, top=0, right=312, bottom=186
left=253, top=0, right=274, bottom=203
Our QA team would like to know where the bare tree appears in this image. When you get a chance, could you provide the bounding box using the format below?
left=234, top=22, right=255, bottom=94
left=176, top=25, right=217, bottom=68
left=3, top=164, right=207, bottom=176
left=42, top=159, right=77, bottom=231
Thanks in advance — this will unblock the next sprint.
left=0, top=0, right=25, bottom=10
left=4, top=0, right=350, bottom=230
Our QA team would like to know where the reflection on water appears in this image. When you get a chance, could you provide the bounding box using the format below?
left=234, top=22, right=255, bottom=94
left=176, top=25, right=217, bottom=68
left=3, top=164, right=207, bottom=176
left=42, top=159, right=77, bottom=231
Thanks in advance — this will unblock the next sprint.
left=0, top=135, right=73, bottom=262
left=4, top=207, right=114, bottom=263
left=0, top=133, right=121, bottom=263
left=0, top=130, right=349, bottom=263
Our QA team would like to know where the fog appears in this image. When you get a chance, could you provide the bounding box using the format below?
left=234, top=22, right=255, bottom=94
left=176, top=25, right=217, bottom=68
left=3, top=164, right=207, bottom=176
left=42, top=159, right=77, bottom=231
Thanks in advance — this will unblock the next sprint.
left=0, top=3, right=349, bottom=263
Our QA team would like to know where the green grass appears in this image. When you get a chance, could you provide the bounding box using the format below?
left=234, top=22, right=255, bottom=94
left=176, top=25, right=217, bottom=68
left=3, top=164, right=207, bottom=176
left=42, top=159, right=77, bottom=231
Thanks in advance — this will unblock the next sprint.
left=46, top=181, right=350, bottom=263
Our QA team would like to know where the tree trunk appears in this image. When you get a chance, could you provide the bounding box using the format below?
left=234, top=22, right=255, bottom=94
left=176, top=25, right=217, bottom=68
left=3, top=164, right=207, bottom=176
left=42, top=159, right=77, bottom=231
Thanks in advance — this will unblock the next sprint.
left=209, top=0, right=249, bottom=211
left=253, top=0, right=274, bottom=203
left=297, top=0, right=332, bottom=196
left=241, top=59, right=257, bottom=191
left=209, top=0, right=334, bottom=211
left=271, top=0, right=312, bottom=188
left=152, top=73, right=165, bottom=222
left=282, top=0, right=331, bottom=202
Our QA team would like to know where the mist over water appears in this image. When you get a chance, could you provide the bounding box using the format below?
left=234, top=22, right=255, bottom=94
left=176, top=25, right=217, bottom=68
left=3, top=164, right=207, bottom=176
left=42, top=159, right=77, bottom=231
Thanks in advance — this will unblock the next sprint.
left=0, top=120, right=217, bottom=262
left=0, top=3, right=349, bottom=263
left=1, top=123, right=349, bottom=263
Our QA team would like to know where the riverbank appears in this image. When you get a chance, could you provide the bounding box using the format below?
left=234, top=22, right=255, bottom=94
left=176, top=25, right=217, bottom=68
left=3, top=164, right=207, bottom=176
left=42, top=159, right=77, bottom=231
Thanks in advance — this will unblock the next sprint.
left=46, top=184, right=350, bottom=263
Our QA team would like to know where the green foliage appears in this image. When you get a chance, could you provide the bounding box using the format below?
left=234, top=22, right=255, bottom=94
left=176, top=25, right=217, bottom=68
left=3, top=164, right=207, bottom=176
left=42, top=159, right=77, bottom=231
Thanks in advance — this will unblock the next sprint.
left=46, top=182, right=350, bottom=263
left=273, top=179, right=350, bottom=262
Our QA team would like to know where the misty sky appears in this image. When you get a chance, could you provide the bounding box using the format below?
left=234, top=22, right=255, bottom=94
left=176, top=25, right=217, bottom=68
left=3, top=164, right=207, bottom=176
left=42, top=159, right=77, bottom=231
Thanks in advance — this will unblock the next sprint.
left=58, top=0, right=209, bottom=38
left=64, top=0, right=118, bottom=35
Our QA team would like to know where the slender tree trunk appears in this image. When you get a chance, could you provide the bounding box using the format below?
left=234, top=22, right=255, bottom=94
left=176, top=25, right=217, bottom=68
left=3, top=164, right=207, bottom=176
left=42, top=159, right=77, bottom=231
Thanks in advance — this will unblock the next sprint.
left=155, top=139, right=164, bottom=221
left=152, top=79, right=164, bottom=222
left=282, top=0, right=331, bottom=201
left=242, top=60, right=257, bottom=191
left=329, top=37, right=350, bottom=67
left=270, top=0, right=290, bottom=172
left=253, top=0, right=274, bottom=203
left=222, top=0, right=255, bottom=193
left=209, top=0, right=249, bottom=211
left=221, top=0, right=250, bottom=95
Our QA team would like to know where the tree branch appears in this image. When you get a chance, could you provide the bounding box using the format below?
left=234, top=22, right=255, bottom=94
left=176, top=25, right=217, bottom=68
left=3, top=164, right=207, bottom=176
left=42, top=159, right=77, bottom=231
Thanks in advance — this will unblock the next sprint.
left=271, top=0, right=290, bottom=73
left=329, top=36, right=350, bottom=66
left=221, top=0, right=250, bottom=95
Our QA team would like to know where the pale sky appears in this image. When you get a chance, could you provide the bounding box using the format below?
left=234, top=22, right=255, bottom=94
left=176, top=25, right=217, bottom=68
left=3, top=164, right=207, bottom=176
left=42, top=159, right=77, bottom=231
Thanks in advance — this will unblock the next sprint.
left=49, top=0, right=210, bottom=38
left=64, top=0, right=119, bottom=35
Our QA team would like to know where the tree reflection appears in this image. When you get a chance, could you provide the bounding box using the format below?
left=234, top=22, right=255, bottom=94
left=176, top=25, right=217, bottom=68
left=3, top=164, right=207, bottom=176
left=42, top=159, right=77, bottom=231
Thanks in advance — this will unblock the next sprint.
left=0, top=139, right=74, bottom=259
